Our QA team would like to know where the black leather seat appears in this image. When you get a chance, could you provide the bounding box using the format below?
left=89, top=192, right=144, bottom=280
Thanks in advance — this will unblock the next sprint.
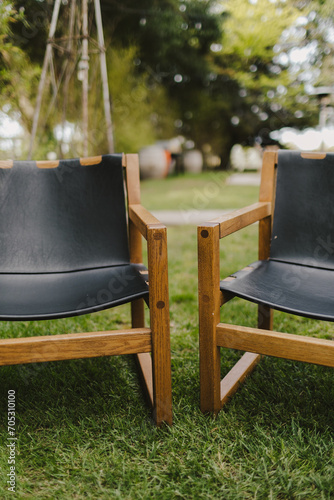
left=0, top=264, right=148, bottom=320
left=0, top=157, right=148, bottom=319
left=221, top=260, right=334, bottom=321
left=0, top=154, right=172, bottom=426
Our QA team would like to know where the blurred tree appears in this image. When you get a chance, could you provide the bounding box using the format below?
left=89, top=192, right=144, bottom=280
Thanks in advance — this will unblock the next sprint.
left=97, top=0, right=322, bottom=162
left=8, top=0, right=220, bottom=158
left=0, top=0, right=40, bottom=132
left=180, top=0, right=320, bottom=163
left=81, top=45, right=178, bottom=155
left=3, top=0, right=333, bottom=162
left=291, top=0, right=334, bottom=88
left=101, top=0, right=222, bottom=85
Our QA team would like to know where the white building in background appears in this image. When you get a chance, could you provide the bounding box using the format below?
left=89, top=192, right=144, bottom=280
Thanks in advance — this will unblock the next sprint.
left=230, top=144, right=262, bottom=171
left=0, top=110, right=24, bottom=159
left=271, top=86, right=334, bottom=152
left=270, top=126, right=334, bottom=151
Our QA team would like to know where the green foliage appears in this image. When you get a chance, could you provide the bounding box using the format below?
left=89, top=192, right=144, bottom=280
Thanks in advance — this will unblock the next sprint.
left=103, top=0, right=222, bottom=83
left=220, top=0, right=299, bottom=67
left=0, top=1, right=40, bottom=135
left=297, top=0, right=334, bottom=88
left=0, top=1, right=25, bottom=96
left=11, top=0, right=52, bottom=63
left=1, top=0, right=332, bottom=161
left=198, top=0, right=319, bottom=153
left=29, top=44, right=178, bottom=157
left=0, top=1, right=22, bottom=55
left=5, top=0, right=223, bottom=159
left=107, top=46, right=178, bottom=154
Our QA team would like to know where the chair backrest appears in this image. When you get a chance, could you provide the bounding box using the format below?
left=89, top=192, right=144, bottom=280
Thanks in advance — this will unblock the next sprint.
left=0, top=154, right=130, bottom=273
left=270, top=150, right=334, bottom=270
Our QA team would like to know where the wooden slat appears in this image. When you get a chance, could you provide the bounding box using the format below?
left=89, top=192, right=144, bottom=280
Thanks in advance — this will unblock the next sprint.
left=258, top=304, right=273, bottom=330
left=36, top=160, right=59, bottom=169
left=220, top=352, right=261, bottom=406
left=129, top=204, right=164, bottom=240
left=258, top=151, right=277, bottom=328
left=258, top=217, right=272, bottom=262
left=129, top=217, right=143, bottom=264
left=124, top=154, right=144, bottom=264
left=214, top=202, right=271, bottom=239
left=0, top=328, right=151, bottom=366
left=80, top=156, right=102, bottom=166
left=259, top=150, right=277, bottom=203
left=258, top=210, right=273, bottom=328
left=301, top=152, right=326, bottom=160
left=131, top=298, right=147, bottom=392
left=216, top=323, right=334, bottom=367
left=220, top=290, right=235, bottom=306
left=0, top=160, right=13, bottom=169
left=136, top=352, right=154, bottom=407
left=124, top=154, right=141, bottom=204
left=258, top=150, right=276, bottom=261
left=131, top=297, right=145, bottom=327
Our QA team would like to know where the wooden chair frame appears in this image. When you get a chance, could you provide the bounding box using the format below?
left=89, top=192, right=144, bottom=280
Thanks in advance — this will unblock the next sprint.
left=0, top=154, right=172, bottom=426
left=198, top=150, right=334, bottom=414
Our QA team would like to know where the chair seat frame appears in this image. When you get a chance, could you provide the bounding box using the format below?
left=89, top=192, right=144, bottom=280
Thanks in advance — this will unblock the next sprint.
left=198, top=151, right=334, bottom=414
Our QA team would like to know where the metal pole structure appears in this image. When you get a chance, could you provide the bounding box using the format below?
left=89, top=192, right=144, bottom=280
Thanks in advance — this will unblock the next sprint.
left=81, top=0, right=90, bottom=157
left=94, top=0, right=115, bottom=153
left=28, top=0, right=62, bottom=159
left=61, top=0, right=76, bottom=156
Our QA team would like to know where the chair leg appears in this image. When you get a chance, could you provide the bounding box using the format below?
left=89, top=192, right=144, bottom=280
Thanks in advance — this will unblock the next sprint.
left=258, top=303, right=273, bottom=330
left=131, top=297, right=145, bottom=329
left=198, top=224, right=221, bottom=414
left=148, top=226, right=172, bottom=426
left=149, top=302, right=172, bottom=426
left=199, top=312, right=221, bottom=414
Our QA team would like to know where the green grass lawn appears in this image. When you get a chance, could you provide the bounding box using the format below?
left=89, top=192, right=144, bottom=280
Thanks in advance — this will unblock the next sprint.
left=140, top=171, right=260, bottom=210
left=0, top=173, right=333, bottom=499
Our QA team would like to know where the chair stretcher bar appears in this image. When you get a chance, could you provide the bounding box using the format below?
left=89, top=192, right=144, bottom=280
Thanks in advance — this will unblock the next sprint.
left=217, top=323, right=334, bottom=367
left=0, top=328, right=152, bottom=365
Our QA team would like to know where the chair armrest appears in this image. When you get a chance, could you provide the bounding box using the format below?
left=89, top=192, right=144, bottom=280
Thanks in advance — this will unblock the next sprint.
left=198, top=202, right=272, bottom=307
left=129, top=204, right=165, bottom=240
left=208, top=202, right=272, bottom=238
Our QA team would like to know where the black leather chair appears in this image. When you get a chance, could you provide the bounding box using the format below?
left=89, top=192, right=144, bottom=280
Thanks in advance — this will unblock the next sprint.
left=0, top=154, right=172, bottom=426
left=198, top=150, right=334, bottom=414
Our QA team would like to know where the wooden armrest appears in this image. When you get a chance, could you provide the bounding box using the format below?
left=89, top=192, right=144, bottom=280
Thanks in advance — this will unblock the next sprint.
left=206, top=202, right=271, bottom=238
left=129, top=204, right=165, bottom=240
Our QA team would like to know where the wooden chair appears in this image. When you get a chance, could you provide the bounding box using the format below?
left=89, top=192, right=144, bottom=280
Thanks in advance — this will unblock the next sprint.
left=198, top=150, right=334, bottom=414
left=0, top=154, right=172, bottom=426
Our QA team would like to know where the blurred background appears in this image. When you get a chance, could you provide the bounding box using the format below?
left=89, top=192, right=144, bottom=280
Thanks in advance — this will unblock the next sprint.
left=0, top=0, right=333, bottom=174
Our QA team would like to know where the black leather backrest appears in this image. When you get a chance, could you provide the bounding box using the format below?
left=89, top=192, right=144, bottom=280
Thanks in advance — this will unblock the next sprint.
left=271, top=150, right=334, bottom=270
left=0, top=154, right=130, bottom=273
